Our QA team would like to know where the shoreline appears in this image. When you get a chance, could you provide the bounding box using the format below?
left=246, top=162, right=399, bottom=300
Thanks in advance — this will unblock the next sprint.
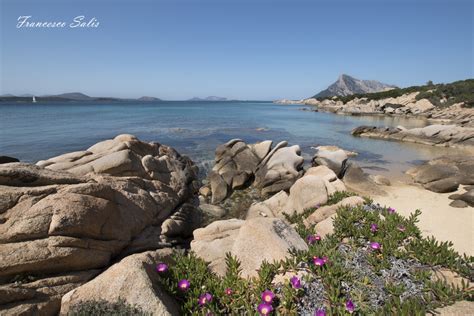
left=373, top=182, right=473, bottom=256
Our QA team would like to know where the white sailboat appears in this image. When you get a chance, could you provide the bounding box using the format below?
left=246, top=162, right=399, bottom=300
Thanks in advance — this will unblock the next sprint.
left=32, top=96, right=37, bottom=103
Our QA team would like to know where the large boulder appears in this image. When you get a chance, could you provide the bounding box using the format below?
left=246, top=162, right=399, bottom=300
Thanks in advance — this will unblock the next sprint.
left=0, top=135, right=199, bottom=314
left=208, top=139, right=304, bottom=203
left=312, top=146, right=348, bottom=177
left=254, top=143, right=304, bottom=196
left=209, top=140, right=268, bottom=203
left=60, top=249, right=179, bottom=316
left=191, top=217, right=308, bottom=278
left=284, top=175, right=328, bottom=215
left=342, top=162, right=385, bottom=196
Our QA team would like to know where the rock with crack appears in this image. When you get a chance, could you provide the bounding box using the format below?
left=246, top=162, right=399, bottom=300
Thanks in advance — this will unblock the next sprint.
left=208, top=139, right=304, bottom=203
left=60, top=249, right=179, bottom=316
left=247, top=166, right=347, bottom=220
left=254, top=143, right=304, bottom=197
left=191, top=217, right=308, bottom=278
left=0, top=135, right=199, bottom=314
left=0, top=270, right=100, bottom=316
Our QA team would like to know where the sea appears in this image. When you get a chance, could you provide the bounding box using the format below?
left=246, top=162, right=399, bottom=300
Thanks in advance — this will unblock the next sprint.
left=0, top=101, right=462, bottom=179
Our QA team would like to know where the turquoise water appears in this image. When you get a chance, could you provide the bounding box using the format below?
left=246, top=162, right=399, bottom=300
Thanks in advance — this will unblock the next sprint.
left=0, top=101, right=458, bottom=178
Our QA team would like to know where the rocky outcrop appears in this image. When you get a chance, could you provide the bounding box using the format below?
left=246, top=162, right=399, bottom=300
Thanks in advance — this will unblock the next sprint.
left=207, top=139, right=303, bottom=203
left=407, top=156, right=474, bottom=194
left=247, top=166, right=347, bottom=220
left=0, top=135, right=199, bottom=314
left=290, top=88, right=474, bottom=126
left=352, top=125, right=474, bottom=149
left=60, top=249, right=179, bottom=316
left=190, top=217, right=308, bottom=278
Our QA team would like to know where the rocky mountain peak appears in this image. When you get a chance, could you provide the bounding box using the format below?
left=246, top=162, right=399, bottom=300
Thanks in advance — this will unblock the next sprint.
left=313, top=74, right=397, bottom=99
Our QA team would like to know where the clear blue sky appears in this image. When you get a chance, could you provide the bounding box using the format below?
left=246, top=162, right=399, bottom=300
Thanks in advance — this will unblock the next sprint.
left=1, top=0, right=472, bottom=100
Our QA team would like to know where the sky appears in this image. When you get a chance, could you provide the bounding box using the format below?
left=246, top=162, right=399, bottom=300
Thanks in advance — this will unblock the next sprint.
left=0, top=0, right=472, bottom=100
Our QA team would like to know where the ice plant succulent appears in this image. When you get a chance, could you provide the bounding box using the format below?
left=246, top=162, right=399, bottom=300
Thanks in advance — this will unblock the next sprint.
left=370, top=223, right=378, bottom=233
left=370, top=242, right=381, bottom=250
left=156, top=263, right=168, bottom=273
left=290, top=276, right=301, bottom=289
left=257, top=302, right=273, bottom=315
left=313, top=256, right=325, bottom=267
left=314, top=309, right=326, bottom=316
left=346, top=299, right=355, bottom=313
left=306, top=234, right=321, bottom=244
left=198, top=293, right=213, bottom=306
left=178, top=279, right=190, bottom=291
left=261, top=290, right=275, bottom=303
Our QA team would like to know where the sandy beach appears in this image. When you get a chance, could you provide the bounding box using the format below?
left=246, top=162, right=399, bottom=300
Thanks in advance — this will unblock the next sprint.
left=373, top=183, right=473, bottom=256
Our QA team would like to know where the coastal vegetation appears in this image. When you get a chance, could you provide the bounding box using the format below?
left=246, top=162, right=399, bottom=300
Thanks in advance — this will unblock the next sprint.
left=152, top=193, right=473, bottom=315
left=321, top=79, right=474, bottom=108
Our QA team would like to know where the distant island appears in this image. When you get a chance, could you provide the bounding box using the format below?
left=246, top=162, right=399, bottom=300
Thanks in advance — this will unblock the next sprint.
left=0, top=92, right=162, bottom=103
left=188, top=96, right=228, bottom=101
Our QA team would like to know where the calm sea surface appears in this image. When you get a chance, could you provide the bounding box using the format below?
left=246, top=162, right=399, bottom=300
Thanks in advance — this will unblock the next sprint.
left=0, top=101, right=461, bottom=179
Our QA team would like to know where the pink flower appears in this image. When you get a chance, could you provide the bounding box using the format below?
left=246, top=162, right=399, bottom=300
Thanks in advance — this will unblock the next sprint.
left=388, top=207, right=396, bottom=214
left=224, top=288, right=233, bottom=295
left=370, top=223, right=378, bottom=233
left=314, top=309, right=326, bottom=316
left=290, top=276, right=301, bottom=289
left=397, top=225, right=406, bottom=232
left=257, top=302, right=273, bottom=315
left=370, top=242, right=381, bottom=250
left=313, top=257, right=325, bottom=267
left=261, top=290, right=275, bottom=303
left=178, top=279, right=190, bottom=291
left=322, top=256, right=329, bottom=264
left=156, top=263, right=168, bottom=273
left=198, top=293, right=212, bottom=306
left=346, top=299, right=355, bottom=313
left=306, top=234, right=321, bottom=244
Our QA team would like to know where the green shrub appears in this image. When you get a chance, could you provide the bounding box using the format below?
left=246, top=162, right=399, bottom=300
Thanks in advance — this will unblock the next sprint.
left=316, top=79, right=474, bottom=108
